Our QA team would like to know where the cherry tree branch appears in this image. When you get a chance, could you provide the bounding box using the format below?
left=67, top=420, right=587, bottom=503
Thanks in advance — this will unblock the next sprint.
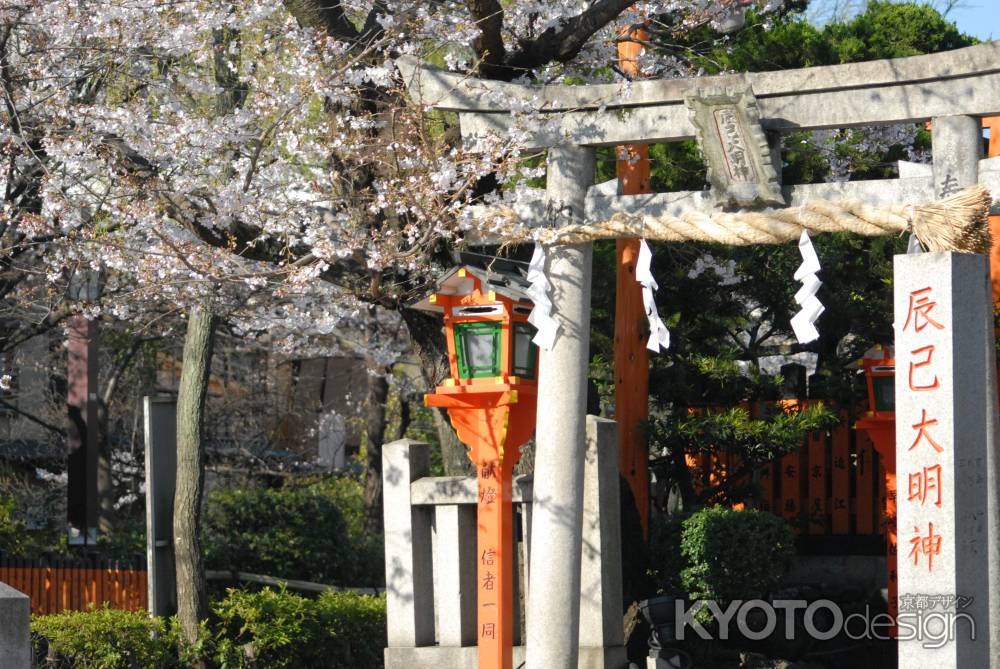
left=282, top=0, right=360, bottom=40
left=0, top=398, right=66, bottom=436
left=501, top=0, right=633, bottom=79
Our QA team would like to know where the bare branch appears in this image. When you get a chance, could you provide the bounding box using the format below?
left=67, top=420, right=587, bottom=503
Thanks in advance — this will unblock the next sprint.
left=0, top=398, right=66, bottom=436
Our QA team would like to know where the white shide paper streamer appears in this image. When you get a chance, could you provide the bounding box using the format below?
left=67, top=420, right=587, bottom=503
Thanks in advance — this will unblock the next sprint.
left=790, top=230, right=824, bottom=344
left=526, top=245, right=560, bottom=350
left=636, top=240, right=671, bottom=352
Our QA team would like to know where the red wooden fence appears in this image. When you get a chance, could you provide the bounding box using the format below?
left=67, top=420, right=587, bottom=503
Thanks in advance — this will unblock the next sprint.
left=0, top=556, right=147, bottom=615
left=688, top=415, right=886, bottom=537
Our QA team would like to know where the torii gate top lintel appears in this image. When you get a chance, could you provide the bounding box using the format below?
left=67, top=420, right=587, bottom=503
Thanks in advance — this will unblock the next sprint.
left=399, top=41, right=1000, bottom=150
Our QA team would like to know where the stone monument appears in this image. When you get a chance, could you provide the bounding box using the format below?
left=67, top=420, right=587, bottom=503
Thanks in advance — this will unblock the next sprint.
left=894, top=252, right=1000, bottom=668
left=0, top=582, right=30, bottom=669
left=144, top=396, right=177, bottom=618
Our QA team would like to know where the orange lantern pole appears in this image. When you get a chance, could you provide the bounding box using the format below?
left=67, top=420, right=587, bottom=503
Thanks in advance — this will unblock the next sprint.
left=416, top=266, right=538, bottom=669
left=855, top=345, right=896, bottom=636
left=615, top=18, right=652, bottom=537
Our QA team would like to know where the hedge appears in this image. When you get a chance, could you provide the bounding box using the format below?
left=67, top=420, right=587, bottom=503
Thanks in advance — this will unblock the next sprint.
left=203, top=477, right=383, bottom=587
left=31, top=588, right=386, bottom=669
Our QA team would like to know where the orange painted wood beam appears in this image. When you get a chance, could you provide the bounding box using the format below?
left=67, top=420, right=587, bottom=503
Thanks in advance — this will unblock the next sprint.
left=615, top=22, right=652, bottom=537
left=981, top=117, right=1000, bottom=303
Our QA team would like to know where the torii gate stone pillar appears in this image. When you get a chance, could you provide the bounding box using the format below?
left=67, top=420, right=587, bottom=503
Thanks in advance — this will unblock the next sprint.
left=526, top=145, right=595, bottom=669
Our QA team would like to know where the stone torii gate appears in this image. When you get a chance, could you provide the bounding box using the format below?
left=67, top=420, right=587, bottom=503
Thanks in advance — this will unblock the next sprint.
left=399, top=41, right=1000, bottom=669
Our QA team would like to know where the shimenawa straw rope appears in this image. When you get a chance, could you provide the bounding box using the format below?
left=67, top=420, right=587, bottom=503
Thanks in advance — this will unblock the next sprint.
left=520, top=185, right=992, bottom=253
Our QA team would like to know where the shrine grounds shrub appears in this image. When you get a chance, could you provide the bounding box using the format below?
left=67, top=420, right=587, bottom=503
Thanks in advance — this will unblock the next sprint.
left=679, top=506, right=795, bottom=603
left=31, top=606, right=179, bottom=669
left=313, top=590, right=386, bottom=668
left=647, top=512, right=689, bottom=596
left=203, top=476, right=383, bottom=587
left=211, top=587, right=386, bottom=669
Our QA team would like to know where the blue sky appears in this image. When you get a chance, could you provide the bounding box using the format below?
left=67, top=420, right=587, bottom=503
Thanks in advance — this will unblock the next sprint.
left=947, top=2, right=1000, bottom=41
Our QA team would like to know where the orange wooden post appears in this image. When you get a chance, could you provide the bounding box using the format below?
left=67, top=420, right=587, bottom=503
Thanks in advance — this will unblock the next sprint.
left=12, top=561, right=23, bottom=602
left=831, top=423, right=851, bottom=534
left=882, top=443, right=897, bottom=635
left=33, top=566, right=42, bottom=613
left=729, top=451, right=746, bottom=511
left=806, top=431, right=827, bottom=534
left=615, top=22, right=652, bottom=537
left=419, top=267, right=538, bottom=669
left=779, top=451, right=801, bottom=526
left=758, top=462, right=773, bottom=513
left=981, top=117, right=1000, bottom=302
left=95, top=563, right=104, bottom=609
left=855, top=430, right=875, bottom=535
left=139, top=569, right=148, bottom=610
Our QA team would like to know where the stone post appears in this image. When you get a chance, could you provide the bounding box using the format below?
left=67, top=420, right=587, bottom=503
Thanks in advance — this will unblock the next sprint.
left=526, top=144, right=596, bottom=669
left=932, top=115, right=981, bottom=198
left=894, top=252, right=997, bottom=668
left=144, top=397, right=178, bottom=618
left=383, top=439, right=434, bottom=649
left=433, top=504, right=477, bottom=647
left=0, top=582, right=30, bottom=669
left=579, top=416, right=628, bottom=669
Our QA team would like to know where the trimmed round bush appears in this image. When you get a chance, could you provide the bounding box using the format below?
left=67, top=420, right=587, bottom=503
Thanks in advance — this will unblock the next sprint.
left=679, top=506, right=795, bottom=603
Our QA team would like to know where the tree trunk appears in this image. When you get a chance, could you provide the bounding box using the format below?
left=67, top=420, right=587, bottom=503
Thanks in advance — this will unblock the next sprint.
left=400, top=309, right=473, bottom=476
left=395, top=393, right=411, bottom=441
left=362, top=370, right=388, bottom=533
left=361, top=303, right=388, bottom=534
left=173, top=306, right=216, bottom=655
left=433, top=407, right=471, bottom=475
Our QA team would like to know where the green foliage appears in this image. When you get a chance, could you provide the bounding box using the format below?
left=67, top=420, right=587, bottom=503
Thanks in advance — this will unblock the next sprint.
left=683, top=2, right=976, bottom=75
left=650, top=403, right=839, bottom=470
left=0, top=494, right=59, bottom=558
left=212, top=588, right=318, bottom=669
left=211, top=587, right=386, bottom=669
left=312, top=590, right=386, bottom=668
left=647, top=512, right=687, bottom=596
left=31, top=590, right=385, bottom=669
left=0, top=495, right=35, bottom=557
left=823, top=1, right=976, bottom=63
left=92, top=517, right=146, bottom=561
left=679, top=507, right=794, bottom=603
left=204, top=476, right=383, bottom=587
left=31, top=606, right=178, bottom=669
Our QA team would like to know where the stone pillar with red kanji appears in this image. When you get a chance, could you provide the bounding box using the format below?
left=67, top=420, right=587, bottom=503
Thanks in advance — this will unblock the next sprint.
left=894, top=252, right=999, bottom=667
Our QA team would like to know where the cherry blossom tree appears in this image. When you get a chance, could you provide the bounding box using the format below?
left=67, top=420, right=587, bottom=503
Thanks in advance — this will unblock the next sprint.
left=2, top=0, right=790, bottom=643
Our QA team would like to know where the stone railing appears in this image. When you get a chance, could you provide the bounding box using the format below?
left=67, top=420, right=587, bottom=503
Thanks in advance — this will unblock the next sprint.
left=382, top=415, right=628, bottom=669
